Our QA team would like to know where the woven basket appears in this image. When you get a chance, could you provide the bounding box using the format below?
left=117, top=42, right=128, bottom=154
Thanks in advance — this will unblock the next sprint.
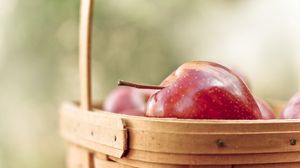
left=60, top=0, right=300, bottom=167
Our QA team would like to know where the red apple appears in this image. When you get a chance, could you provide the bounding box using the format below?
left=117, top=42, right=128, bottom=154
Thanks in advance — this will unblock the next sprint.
left=146, top=61, right=262, bottom=119
left=103, top=86, right=152, bottom=116
left=280, top=93, right=300, bottom=119
left=230, top=68, right=251, bottom=90
left=255, top=97, right=276, bottom=119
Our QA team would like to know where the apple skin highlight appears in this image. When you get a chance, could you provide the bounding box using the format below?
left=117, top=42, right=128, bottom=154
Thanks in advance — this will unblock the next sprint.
left=104, top=86, right=153, bottom=116
left=281, top=93, right=300, bottom=119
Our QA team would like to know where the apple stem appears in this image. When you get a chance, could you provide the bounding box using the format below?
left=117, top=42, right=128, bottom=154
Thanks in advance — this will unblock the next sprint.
left=118, top=80, right=165, bottom=90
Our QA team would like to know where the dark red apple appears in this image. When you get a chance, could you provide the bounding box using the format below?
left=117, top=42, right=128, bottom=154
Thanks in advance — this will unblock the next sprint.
left=146, top=61, right=262, bottom=119
left=280, top=93, right=300, bottom=119
left=103, top=86, right=152, bottom=116
left=255, top=97, right=276, bottom=119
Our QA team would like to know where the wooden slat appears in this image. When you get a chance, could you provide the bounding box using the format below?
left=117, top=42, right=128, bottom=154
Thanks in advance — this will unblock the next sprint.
left=127, top=129, right=300, bottom=154
left=94, top=158, right=135, bottom=168
left=67, top=145, right=94, bottom=168
left=79, top=0, right=93, bottom=110
left=234, top=162, right=300, bottom=168
left=93, top=110, right=300, bottom=155
left=125, top=150, right=300, bottom=165
left=78, top=0, right=94, bottom=167
left=60, top=102, right=128, bottom=158
left=94, top=154, right=135, bottom=168
left=62, top=109, right=127, bottom=149
left=108, top=156, right=232, bottom=168
left=61, top=102, right=300, bottom=165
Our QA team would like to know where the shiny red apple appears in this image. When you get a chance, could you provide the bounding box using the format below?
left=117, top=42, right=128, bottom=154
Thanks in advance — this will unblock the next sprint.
left=146, top=61, right=262, bottom=119
left=103, top=86, right=152, bottom=116
left=280, top=93, right=300, bottom=119
left=255, top=97, right=276, bottom=119
left=230, top=68, right=251, bottom=89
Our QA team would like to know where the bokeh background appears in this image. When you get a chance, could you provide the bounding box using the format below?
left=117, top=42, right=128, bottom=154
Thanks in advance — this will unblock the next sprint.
left=0, top=0, right=300, bottom=167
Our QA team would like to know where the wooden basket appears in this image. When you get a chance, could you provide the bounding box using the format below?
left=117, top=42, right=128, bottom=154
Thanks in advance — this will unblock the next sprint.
left=60, top=0, right=300, bottom=167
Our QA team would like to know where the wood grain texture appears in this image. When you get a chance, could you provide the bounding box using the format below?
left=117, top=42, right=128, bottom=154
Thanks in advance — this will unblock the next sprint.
left=60, top=102, right=128, bottom=158
left=94, top=158, right=135, bottom=168
left=79, top=0, right=93, bottom=110
left=67, top=145, right=94, bottom=168
left=125, top=150, right=300, bottom=165
left=94, top=154, right=136, bottom=168
left=127, top=129, right=300, bottom=154
left=109, top=156, right=232, bottom=168
left=61, top=102, right=300, bottom=166
left=234, top=162, right=300, bottom=168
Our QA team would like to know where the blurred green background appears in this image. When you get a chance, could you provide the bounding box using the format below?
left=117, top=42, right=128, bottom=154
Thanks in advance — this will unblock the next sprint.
left=0, top=0, right=300, bottom=167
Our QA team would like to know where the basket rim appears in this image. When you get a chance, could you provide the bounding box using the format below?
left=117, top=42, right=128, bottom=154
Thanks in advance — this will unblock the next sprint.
left=61, top=101, right=300, bottom=165
left=101, top=110, right=300, bottom=124
left=66, top=101, right=300, bottom=124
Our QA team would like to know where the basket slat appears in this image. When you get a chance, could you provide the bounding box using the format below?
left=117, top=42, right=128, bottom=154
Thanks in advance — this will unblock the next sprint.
left=94, top=156, right=135, bottom=168
left=61, top=102, right=300, bottom=166
left=60, top=102, right=128, bottom=158
left=108, top=155, right=232, bottom=168
left=125, top=149, right=300, bottom=165
left=127, top=129, right=300, bottom=154
left=67, top=145, right=94, bottom=168
left=235, top=162, right=300, bottom=168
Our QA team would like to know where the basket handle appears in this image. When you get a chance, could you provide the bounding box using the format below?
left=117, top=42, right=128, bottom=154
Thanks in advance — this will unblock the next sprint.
left=79, top=0, right=94, bottom=110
